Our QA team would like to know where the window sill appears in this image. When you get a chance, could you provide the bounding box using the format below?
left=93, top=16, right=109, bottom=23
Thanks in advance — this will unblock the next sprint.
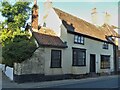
left=100, top=68, right=110, bottom=69
left=72, top=65, right=86, bottom=67
left=103, top=48, right=109, bottom=50
left=74, top=42, right=84, bottom=45
left=50, top=67, right=62, bottom=68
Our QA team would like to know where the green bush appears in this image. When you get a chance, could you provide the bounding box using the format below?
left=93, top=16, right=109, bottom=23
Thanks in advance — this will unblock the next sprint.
left=2, top=35, right=37, bottom=67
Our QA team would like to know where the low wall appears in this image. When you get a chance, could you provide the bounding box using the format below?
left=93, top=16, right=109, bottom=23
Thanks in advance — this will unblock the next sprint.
left=14, top=48, right=45, bottom=82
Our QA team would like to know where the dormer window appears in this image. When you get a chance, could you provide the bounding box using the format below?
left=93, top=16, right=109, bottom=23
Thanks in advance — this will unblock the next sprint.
left=103, top=42, right=109, bottom=49
left=74, top=35, right=84, bottom=44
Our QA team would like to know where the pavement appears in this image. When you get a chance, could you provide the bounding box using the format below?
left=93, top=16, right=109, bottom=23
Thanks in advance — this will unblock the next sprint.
left=2, top=70, right=19, bottom=88
left=1, top=71, right=120, bottom=89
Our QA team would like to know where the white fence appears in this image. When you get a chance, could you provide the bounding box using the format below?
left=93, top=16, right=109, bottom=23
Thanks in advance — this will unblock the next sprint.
left=0, top=64, right=13, bottom=80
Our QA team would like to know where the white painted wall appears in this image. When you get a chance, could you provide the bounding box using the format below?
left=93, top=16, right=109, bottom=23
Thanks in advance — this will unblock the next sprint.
left=45, top=8, right=62, bottom=37
left=67, top=32, right=114, bottom=74
left=43, top=8, right=114, bottom=75
left=44, top=48, right=64, bottom=75
left=42, top=34, right=114, bottom=75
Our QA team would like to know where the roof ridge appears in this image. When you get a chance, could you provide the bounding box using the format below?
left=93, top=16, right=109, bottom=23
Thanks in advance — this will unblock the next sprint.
left=34, top=31, right=59, bottom=37
left=53, top=7, right=107, bottom=41
left=53, top=7, right=99, bottom=29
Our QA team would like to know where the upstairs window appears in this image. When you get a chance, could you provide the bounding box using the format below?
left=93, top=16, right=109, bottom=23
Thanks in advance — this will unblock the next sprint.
left=74, top=35, right=84, bottom=44
left=103, top=42, right=109, bottom=49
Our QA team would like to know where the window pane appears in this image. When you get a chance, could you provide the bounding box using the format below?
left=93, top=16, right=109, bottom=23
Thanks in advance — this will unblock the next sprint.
left=81, top=36, right=84, bottom=44
left=78, top=36, right=81, bottom=43
left=73, top=49, right=86, bottom=66
left=101, top=55, right=110, bottom=69
left=51, top=50, right=61, bottom=68
left=74, top=35, right=84, bottom=44
left=103, top=42, right=109, bottom=49
left=74, top=35, right=78, bottom=42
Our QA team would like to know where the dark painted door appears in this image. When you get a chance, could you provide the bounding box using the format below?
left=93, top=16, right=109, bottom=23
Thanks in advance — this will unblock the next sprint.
left=90, top=54, right=96, bottom=73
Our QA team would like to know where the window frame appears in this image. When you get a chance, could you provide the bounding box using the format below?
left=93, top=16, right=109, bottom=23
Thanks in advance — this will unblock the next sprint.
left=100, top=55, right=110, bottom=69
left=103, top=42, right=109, bottom=49
left=50, top=50, right=62, bottom=68
left=74, top=35, right=84, bottom=45
left=72, top=48, right=86, bottom=66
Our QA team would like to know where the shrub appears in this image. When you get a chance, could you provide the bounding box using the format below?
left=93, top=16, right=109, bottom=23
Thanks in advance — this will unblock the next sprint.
left=2, top=35, right=37, bottom=67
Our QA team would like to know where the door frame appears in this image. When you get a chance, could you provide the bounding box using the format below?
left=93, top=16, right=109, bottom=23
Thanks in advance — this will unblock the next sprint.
left=90, top=54, right=96, bottom=73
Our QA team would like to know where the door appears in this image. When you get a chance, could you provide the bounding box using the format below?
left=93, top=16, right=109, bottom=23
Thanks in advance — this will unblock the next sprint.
left=90, top=54, right=96, bottom=73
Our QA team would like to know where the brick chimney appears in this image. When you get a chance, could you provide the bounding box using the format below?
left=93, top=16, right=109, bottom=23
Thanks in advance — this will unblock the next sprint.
left=32, top=0, right=39, bottom=31
left=91, top=8, right=98, bottom=25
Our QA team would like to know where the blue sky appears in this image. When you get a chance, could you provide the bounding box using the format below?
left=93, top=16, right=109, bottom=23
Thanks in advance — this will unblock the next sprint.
left=0, top=0, right=119, bottom=26
left=38, top=1, right=118, bottom=26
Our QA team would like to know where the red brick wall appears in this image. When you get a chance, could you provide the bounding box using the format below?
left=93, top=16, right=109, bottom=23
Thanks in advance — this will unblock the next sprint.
left=32, top=5, right=38, bottom=30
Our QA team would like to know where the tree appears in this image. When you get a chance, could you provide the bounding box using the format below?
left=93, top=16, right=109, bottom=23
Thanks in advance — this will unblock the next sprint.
left=0, top=1, right=37, bottom=67
left=0, top=1, right=31, bottom=45
left=0, top=1, right=31, bottom=30
left=2, top=35, right=37, bottom=67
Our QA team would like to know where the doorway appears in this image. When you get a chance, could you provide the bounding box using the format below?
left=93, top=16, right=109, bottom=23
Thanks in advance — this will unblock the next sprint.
left=90, top=54, right=96, bottom=73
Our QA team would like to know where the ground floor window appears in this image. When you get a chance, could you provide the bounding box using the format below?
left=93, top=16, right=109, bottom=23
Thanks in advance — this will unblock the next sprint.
left=51, top=50, right=62, bottom=68
left=101, top=55, right=110, bottom=69
left=72, top=48, right=86, bottom=66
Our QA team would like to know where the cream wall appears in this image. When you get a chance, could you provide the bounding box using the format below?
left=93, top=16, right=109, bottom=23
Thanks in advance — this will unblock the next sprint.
left=43, top=8, right=114, bottom=75
left=42, top=22, right=114, bottom=75
left=45, top=8, right=62, bottom=37
left=44, top=47, right=71, bottom=75
left=67, top=33, right=114, bottom=74
left=42, top=34, right=114, bottom=75
left=61, top=23, right=113, bottom=73
left=43, top=38, right=114, bottom=75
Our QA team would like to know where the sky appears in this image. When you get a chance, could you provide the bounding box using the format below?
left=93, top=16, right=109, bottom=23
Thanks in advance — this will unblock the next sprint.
left=0, top=0, right=119, bottom=27
left=38, top=1, right=119, bottom=27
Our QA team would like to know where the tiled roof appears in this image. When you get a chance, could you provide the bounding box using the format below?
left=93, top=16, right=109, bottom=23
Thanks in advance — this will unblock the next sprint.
left=33, top=31, right=67, bottom=48
left=38, top=27, right=57, bottom=36
left=100, top=24, right=120, bottom=38
left=53, top=8, right=120, bottom=41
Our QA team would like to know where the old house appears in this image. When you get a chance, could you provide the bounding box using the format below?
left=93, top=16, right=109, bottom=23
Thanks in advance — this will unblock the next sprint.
left=13, top=1, right=120, bottom=83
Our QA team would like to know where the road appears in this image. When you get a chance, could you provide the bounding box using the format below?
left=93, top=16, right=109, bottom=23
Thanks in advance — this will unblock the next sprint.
left=1, top=71, right=120, bottom=89
left=47, top=75, right=119, bottom=88
left=1, top=70, right=19, bottom=89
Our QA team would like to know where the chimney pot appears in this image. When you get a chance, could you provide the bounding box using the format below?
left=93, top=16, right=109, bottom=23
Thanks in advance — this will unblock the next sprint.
left=91, top=8, right=98, bottom=25
left=104, top=12, right=111, bottom=25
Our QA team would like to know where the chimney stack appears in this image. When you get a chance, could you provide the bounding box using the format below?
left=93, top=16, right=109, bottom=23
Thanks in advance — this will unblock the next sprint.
left=42, top=0, right=52, bottom=25
left=104, top=12, right=111, bottom=25
left=91, top=8, right=98, bottom=25
left=44, top=0, right=52, bottom=9
left=34, top=0, right=37, bottom=5
left=32, top=0, right=39, bottom=31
